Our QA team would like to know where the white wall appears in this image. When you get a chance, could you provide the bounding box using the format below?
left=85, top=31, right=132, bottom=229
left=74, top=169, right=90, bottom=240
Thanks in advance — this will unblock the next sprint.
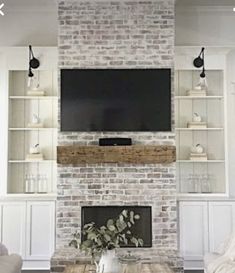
left=176, top=8, right=235, bottom=46
left=1, top=3, right=235, bottom=47
left=0, top=1, right=57, bottom=46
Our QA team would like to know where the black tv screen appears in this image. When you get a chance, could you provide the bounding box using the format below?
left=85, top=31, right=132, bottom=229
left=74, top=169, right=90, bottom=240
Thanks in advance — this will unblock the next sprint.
left=81, top=206, right=152, bottom=247
left=61, top=69, right=171, bottom=131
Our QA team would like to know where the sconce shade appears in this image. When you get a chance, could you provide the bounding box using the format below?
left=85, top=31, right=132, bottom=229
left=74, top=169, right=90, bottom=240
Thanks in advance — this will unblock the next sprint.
left=28, top=68, right=34, bottom=77
left=200, top=69, right=206, bottom=78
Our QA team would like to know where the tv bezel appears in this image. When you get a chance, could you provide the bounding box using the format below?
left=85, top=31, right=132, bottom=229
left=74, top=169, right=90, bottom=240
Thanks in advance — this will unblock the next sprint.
left=60, top=68, right=172, bottom=132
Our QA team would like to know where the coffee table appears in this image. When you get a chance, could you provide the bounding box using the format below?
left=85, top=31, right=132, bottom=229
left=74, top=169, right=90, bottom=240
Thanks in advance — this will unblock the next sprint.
left=64, top=263, right=174, bottom=273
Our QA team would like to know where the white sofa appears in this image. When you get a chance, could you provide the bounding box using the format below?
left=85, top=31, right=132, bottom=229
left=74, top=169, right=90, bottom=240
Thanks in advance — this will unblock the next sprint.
left=204, top=234, right=235, bottom=273
left=0, top=243, right=22, bottom=273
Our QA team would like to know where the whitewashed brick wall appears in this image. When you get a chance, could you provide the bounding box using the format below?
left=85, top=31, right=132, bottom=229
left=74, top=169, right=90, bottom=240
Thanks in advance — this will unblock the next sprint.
left=52, top=1, right=183, bottom=272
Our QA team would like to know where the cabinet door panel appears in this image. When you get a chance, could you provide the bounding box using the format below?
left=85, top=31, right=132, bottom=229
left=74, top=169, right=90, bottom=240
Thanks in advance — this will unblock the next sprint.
left=26, top=201, right=55, bottom=260
left=209, top=202, right=235, bottom=252
left=2, top=202, right=26, bottom=257
left=179, top=202, right=208, bottom=261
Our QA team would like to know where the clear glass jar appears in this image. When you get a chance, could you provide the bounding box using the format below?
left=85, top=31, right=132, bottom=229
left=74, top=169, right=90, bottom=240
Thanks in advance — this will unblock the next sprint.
left=187, top=174, right=196, bottom=193
left=201, top=174, right=211, bottom=193
left=195, top=175, right=201, bottom=193
left=37, top=174, right=48, bottom=193
left=25, top=174, right=35, bottom=193
left=119, top=252, right=141, bottom=273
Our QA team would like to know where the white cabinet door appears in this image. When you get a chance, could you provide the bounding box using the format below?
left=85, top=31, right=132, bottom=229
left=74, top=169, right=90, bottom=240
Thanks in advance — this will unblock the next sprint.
left=1, top=202, right=26, bottom=257
left=209, top=202, right=235, bottom=252
left=179, top=201, right=209, bottom=261
left=26, top=201, right=55, bottom=260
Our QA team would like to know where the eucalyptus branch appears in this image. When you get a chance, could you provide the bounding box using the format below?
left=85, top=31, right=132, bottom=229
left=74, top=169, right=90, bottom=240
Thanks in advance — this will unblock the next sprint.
left=69, top=210, right=144, bottom=256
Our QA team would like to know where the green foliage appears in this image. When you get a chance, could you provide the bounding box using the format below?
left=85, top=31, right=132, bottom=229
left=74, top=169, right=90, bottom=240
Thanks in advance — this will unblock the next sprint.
left=69, top=210, right=144, bottom=256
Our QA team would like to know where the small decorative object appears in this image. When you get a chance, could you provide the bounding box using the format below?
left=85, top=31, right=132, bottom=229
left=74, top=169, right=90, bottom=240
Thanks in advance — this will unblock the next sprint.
left=32, top=114, right=40, bottom=124
left=193, top=113, right=202, bottom=122
left=98, top=249, right=120, bottom=273
left=193, top=144, right=204, bottom=154
left=69, top=210, right=144, bottom=273
left=190, top=144, right=207, bottom=161
left=30, top=143, right=40, bottom=154
left=119, top=251, right=141, bottom=273
left=26, top=144, right=43, bottom=161
left=186, top=88, right=206, bottom=97
left=28, top=114, right=43, bottom=128
left=187, top=121, right=207, bottom=129
left=27, top=80, right=45, bottom=96
left=27, top=89, right=45, bottom=96
left=187, top=113, right=207, bottom=129
left=193, top=77, right=208, bottom=92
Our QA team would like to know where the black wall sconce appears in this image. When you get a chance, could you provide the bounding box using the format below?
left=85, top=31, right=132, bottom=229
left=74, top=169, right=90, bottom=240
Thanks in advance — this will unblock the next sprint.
left=193, top=47, right=207, bottom=89
left=28, top=45, right=40, bottom=87
left=193, top=47, right=205, bottom=68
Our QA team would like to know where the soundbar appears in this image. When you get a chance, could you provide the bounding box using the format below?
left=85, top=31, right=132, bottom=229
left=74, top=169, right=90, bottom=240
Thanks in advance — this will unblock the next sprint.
left=99, top=138, right=132, bottom=146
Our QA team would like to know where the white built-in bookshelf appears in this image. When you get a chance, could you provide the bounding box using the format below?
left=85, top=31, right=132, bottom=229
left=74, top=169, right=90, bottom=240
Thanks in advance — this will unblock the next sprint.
left=8, top=70, right=58, bottom=194
left=175, top=69, right=228, bottom=195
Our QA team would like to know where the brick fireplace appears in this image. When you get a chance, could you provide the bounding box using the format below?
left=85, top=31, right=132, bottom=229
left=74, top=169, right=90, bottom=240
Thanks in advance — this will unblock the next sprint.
left=51, top=0, right=183, bottom=272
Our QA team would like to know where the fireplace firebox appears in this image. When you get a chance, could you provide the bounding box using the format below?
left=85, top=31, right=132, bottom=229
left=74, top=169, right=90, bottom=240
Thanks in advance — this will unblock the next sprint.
left=81, top=206, right=152, bottom=247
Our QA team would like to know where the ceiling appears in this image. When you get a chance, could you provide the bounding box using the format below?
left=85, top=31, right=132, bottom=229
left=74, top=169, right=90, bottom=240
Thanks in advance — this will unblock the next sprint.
left=4, top=0, right=57, bottom=12
left=4, top=0, right=235, bottom=10
left=176, top=0, right=235, bottom=7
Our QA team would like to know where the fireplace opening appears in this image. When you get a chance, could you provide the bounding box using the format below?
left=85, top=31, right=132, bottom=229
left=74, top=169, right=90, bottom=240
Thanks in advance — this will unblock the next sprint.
left=81, top=206, right=152, bottom=247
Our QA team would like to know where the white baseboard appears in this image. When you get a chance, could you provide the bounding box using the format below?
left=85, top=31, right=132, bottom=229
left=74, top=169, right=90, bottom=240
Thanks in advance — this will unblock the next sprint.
left=22, top=260, right=50, bottom=270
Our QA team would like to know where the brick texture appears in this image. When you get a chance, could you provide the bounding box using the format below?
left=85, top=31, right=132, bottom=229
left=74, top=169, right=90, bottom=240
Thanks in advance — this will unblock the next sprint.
left=52, top=0, right=182, bottom=272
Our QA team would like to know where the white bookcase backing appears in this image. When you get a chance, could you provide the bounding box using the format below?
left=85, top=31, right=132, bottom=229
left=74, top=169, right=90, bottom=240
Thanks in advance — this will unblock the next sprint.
left=175, top=69, right=227, bottom=195
left=8, top=70, right=58, bottom=194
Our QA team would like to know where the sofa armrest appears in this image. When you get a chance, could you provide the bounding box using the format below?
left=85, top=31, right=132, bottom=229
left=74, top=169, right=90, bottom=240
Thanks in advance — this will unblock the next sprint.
left=0, top=243, right=8, bottom=256
left=0, top=254, right=22, bottom=273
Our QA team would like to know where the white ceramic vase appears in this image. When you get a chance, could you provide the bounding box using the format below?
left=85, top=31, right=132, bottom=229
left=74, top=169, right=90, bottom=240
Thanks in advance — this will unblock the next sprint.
left=97, top=250, right=121, bottom=273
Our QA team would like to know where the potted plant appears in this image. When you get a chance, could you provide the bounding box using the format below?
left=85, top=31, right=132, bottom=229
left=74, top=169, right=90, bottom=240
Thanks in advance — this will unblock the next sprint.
left=69, top=209, right=144, bottom=273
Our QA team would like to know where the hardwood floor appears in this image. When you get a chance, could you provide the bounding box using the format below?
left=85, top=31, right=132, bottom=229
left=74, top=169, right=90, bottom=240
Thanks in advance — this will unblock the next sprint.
left=22, top=270, right=203, bottom=273
left=22, top=269, right=204, bottom=272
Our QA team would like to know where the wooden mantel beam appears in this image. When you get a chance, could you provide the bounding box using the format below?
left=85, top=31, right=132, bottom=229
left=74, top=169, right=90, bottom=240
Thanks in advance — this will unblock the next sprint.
left=57, top=145, right=176, bottom=165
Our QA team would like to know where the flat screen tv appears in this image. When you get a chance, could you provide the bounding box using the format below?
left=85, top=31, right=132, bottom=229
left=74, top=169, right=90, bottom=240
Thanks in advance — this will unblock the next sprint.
left=61, top=69, right=171, bottom=131
left=81, top=206, right=152, bottom=247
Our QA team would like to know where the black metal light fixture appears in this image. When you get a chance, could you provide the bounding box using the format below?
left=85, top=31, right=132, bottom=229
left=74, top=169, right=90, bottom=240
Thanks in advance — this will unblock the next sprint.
left=193, top=47, right=205, bottom=68
left=28, top=45, right=40, bottom=87
left=193, top=47, right=207, bottom=89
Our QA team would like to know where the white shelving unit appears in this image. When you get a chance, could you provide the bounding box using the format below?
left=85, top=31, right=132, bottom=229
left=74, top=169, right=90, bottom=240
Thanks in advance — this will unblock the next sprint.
left=176, top=47, right=235, bottom=271
left=7, top=70, right=58, bottom=194
left=10, top=96, right=58, bottom=99
left=175, top=69, right=228, bottom=196
left=175, top=96, right=223, bottom=99
left=0, top=47, right=57, bottom=270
